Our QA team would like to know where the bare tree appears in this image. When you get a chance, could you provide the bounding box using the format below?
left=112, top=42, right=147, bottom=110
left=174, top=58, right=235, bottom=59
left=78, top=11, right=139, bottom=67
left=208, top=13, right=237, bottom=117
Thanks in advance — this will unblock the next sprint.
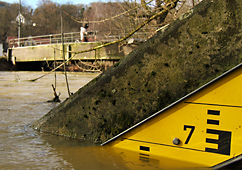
left=78, top=0, right=203, bottom=40
left=61, top=4, right=85, bottom=32
left=0, top=4, right=11, bottom=41
left=32, top=0, right=60, bottom=35
left=0, top=0, right=203, bottom=41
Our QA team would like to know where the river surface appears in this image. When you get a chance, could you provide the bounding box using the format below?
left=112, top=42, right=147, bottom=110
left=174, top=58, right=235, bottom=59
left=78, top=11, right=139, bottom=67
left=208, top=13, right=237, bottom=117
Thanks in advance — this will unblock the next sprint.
left=0, top=71, right=117, bottom=170
left=0, top=71, right=214, bottom=170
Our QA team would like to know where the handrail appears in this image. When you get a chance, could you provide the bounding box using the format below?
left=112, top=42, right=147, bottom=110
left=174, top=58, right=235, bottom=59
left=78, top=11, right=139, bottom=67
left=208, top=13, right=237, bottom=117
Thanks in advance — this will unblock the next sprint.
left=8, top=32, right=97, bottom=47
left=8, top=31, right=150, bottom=48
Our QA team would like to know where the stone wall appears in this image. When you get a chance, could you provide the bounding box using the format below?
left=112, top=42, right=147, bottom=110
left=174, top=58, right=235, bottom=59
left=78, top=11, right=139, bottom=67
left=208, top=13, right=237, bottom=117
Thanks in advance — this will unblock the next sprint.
left=33, top=0, right=242, bottom=143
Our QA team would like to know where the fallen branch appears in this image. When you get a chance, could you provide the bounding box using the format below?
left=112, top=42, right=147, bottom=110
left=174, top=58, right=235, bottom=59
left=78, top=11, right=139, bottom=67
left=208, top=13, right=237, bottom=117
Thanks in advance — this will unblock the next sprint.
left=47, top=84, right=61, bottom=102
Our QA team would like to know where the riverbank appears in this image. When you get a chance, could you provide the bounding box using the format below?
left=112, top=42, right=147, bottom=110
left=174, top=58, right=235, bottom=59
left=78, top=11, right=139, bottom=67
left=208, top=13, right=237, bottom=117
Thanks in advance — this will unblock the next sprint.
left=0, top=57, right=15, bottom=71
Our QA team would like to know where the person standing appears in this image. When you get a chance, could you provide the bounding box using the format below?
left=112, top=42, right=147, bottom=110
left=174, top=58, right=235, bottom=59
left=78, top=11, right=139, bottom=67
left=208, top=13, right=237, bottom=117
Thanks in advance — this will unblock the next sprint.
left=80, top=24, right=89, bottom=42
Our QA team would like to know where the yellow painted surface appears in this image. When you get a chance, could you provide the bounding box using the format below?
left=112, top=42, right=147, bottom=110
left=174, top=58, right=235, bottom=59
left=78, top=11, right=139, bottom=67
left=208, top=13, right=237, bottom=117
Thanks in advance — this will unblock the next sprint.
left=108, top=66, right=242, bottom=168
left=109, top=147, right=211, bottom=170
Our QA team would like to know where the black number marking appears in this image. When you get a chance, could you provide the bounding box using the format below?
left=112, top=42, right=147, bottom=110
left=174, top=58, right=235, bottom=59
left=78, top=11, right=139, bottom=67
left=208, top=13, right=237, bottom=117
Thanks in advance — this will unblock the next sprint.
left=140, top=146, right=150, bottom=152
left=184, top=125, right=195, bottom=144
left=205, top=110, right=231, bottom=155
left=205, top=129, right=231, bottom=155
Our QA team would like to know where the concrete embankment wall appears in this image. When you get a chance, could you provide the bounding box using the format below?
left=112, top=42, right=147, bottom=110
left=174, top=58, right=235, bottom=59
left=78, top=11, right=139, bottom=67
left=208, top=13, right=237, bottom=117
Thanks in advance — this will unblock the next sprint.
left=33, top=0, right=242, bottom=143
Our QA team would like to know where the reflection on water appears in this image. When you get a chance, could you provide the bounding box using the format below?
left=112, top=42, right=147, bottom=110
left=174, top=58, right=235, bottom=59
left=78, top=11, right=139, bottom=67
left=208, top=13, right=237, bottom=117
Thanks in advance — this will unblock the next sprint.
left=40, top=134, right=127, bottom=170
left=0, top=71, right=213, bottom=170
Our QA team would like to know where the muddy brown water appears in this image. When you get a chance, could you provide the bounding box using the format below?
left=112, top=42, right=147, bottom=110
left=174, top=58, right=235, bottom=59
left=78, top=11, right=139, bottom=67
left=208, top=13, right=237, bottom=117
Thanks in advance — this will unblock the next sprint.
left=0, top=71, right=214, bottom=170
left=0, top=71, right=117, bottom=169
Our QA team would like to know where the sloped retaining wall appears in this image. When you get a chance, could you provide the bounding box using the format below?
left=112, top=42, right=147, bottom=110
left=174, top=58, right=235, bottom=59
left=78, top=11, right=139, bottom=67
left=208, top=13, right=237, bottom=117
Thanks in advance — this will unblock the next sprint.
left=33, top=0, right=242, bottom=143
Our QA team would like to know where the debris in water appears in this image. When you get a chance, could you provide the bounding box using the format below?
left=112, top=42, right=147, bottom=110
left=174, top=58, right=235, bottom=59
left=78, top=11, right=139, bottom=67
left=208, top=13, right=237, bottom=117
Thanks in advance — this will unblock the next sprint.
left=47, top=84, right=61, bottom=102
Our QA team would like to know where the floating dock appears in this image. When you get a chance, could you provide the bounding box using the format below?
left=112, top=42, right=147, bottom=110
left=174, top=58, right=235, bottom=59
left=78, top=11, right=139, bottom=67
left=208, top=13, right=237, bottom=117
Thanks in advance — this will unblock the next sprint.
left=7, top=32, right=141, bottom=71
left=8, top=42, right=136, bottom=63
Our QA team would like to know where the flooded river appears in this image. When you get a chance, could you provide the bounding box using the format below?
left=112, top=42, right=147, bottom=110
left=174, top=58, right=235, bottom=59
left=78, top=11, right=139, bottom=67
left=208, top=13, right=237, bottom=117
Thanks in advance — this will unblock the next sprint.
left=0, top=71, right=118, bottom=169
left=0, top=71, right=214, bottom=170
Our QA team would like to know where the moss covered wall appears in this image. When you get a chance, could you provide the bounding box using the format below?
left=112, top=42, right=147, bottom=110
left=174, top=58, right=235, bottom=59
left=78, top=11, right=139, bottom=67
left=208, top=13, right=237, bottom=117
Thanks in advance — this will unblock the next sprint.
left=33, top=0, right=242, bottom=143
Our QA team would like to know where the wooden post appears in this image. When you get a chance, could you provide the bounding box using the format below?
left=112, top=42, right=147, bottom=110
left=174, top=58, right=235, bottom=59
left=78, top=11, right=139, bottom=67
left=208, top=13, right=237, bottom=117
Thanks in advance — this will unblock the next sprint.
left=61, top=12, right=71, bottom=97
